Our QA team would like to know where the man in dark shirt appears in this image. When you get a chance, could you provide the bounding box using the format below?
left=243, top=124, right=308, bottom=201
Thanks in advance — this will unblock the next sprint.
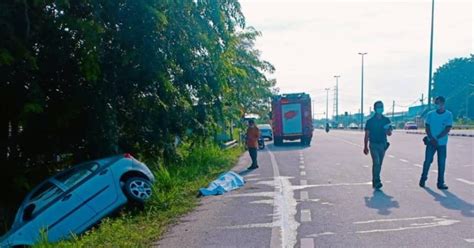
left=363, top=101, right=392, bottom=189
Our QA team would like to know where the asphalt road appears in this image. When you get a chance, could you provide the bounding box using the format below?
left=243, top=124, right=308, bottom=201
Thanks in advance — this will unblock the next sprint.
left=156, top=130, right=474, bottom=248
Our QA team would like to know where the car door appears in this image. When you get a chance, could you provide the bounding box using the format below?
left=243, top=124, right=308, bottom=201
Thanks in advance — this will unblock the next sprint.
left=57, top=161, right=120, bottom=214
left=17, top=181, right=96, bottom=243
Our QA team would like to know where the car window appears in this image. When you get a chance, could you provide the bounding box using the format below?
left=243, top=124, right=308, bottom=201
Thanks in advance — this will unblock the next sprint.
left=28, top=182, right=64, bottom=218
left=55, top=163, right=99, bottom=189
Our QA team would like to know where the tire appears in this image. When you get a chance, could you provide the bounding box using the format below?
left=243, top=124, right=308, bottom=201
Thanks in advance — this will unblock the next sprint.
left=274, top=137, right=283, bottom=146
left=123, top=177, right=153, bottom=204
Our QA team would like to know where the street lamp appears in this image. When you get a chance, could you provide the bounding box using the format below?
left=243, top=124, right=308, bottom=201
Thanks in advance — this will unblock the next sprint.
left=358, top=52, right=367, bottom=130
left=334, top=75, right=340, bottom=122
left=325, top=88, right=330, bottom=124
left=427, top=0, right=436, bottom=110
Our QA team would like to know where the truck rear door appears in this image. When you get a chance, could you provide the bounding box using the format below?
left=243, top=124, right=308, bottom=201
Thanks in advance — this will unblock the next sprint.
left=281, top=103, right=303, bottom=135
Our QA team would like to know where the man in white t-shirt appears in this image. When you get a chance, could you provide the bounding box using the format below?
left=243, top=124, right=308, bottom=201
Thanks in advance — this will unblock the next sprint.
left=419, top=96, right=453, bottom=190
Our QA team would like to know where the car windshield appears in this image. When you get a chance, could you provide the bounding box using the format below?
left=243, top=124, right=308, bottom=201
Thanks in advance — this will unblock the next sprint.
left=55, top=163, right=99, bottom=189
left=257, top=124, right=271, bottom=130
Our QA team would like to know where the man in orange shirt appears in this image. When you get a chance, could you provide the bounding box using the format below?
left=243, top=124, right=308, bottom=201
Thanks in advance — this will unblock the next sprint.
left=246, top=119, right=260, bottom=169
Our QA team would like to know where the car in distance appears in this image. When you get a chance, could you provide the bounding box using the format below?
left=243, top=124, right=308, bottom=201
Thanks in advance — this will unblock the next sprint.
left=348, top=123, right=359, bottom=129
left=258, top=124, right=273, bottom=141
left=0, top=154, right=155, bottom=247
left=404, top=121, right=418, bottom=130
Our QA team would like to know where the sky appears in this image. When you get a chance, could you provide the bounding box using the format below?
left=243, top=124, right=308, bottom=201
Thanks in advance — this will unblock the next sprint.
left=239, top=0, right=473, bottom=119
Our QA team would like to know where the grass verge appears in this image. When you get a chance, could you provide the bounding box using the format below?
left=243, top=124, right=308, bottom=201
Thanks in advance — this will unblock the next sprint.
left=34, top=144, right=243, bottom=248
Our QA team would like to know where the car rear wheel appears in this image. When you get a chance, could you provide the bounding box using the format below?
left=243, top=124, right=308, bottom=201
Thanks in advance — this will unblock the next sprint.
left=124, top=177, right=153, bottom=204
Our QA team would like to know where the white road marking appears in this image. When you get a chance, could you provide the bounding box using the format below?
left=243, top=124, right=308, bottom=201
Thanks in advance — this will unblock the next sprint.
left=249, top=199, right=274, bottom=205
left=463, top=164, right=473, bottom=167
left=300, top=160, right=305, bottom=164
left=301, top=209, right=312, bottom=222
left=465, top=239, right=474, bottom=243
left=300, top=180, right=307, bottom=185
left=388, top=155, right=395, bottom=158
left=300, top=191, right=309, bottom=201
left=413, top=164, right=423, bottom=168
left=456, top=178, right=474, bottom=185
left=400, top=159, right=409, bottom=163
left=300, top=238, right=314, bottom=248
left=268, top=149, right=299, bottom=248
left=293, top=182, right=372, bottom=190
left=363, top=165, right=369, bottom=168
left=354, top=216, right=460, bottom=234
left=300, top=171, right=306, bottom=176
left=299, top=165, right=305, bottom=169
left=307, top=232, right=335, bottom=238
left=432, top=169, right=438, bottom=173
left=221, top=222, right=274, bottom=229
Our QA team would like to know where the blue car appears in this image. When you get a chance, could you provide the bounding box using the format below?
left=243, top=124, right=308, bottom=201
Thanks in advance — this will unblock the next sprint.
left=0, top=154, right=155, bottom=247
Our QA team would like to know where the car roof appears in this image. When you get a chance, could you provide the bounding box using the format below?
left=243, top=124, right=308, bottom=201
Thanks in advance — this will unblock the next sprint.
left=257, top=124, right=271, bottom=128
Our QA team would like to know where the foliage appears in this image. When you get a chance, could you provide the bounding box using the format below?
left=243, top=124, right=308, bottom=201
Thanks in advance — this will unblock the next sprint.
left=432, top=54, right=474, bottom=119
left=0, top=0, right=274, bottom=234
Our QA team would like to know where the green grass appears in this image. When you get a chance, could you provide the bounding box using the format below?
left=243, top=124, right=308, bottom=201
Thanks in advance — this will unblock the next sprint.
left=34, top=144, right=243, bottom=248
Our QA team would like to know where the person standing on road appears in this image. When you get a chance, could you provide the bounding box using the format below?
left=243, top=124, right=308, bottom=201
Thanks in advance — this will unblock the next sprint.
left=246, top=119, right=260, bottom=170
left=363, top=101, right=393, bottom=189
left=419, top=96, right=453, bottom=190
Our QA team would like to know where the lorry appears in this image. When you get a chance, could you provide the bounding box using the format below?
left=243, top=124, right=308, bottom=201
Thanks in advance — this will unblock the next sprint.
left=271, top=93, right=313, bottom=146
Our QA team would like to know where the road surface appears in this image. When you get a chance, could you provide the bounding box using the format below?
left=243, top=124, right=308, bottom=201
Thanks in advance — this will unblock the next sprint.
left=156, top=130, right=474, bottom=248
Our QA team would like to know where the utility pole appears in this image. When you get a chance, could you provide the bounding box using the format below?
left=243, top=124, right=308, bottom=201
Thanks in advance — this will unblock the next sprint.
left=358, top=52, right=367, bottom=130
left=325, top=88, right=330, bottom=124
left=427, top=0, right=436, bottom=110
left=333, top=86, right=337, bottom=120
left=392, top=100, right=395, bottom=119
left=334, top=75, right=340, bottom=122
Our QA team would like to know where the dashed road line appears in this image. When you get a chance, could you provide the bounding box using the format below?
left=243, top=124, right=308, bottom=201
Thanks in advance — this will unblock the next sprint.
left=300, top=171, right=306, bottom=176
left=299, top=165, right=305, bottom=169
left=400, top=159, right=409, bottom=163
left=300, top=191, right=309, bottom=201
left=465, top=239, right=474, bottom=243
left=300, top=238, right=315, bottom=248
left=456, top=178, right=474, bottom=185
left=413, top=164, right=423, bottom=168
left=301, top=209, right=312, bottom=222
left=388, top=155, right=395, bottom=158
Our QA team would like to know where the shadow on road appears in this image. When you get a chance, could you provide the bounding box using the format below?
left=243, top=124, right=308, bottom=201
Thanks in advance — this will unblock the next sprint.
left=423, top=188, right=474, bottom=218
left=364, top=190, right=400, bottom=215
left=266, top=142, right=311, bottom=152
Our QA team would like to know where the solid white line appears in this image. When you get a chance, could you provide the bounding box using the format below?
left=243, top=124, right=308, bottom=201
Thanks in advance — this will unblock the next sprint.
left=301, top=209, right=312, bottom=222
left=300, top=191, right=309, bottom=201
left=354, top=216, right=436, bottom=224
left=300, top=171, right=306, bottom=176
left=300, top=180, right=307, bottom=185
left=400, top=159, right=409, bottom=163
left=300, top=238, right=315, bottom=248
left=268, top=150, right=299, bottom=248
left=456, top=178, right=474, bottom=185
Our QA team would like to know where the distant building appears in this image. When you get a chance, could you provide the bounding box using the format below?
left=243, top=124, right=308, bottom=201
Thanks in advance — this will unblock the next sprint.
left=408, top=105, right=429, bottom=118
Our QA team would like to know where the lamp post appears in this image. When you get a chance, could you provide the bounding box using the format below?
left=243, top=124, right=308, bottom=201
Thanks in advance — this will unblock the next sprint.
left=427, top=0, right=436, bottom=110
left=334, top=75, right=340, bottom=122
left=358, top=52, right=367, bottom=130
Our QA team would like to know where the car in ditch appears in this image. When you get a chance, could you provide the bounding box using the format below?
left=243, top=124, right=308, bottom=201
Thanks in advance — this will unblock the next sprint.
left=0, top=154, right=155, bottom=247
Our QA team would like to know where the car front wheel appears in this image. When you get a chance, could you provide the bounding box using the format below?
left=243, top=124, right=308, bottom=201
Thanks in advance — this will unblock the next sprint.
left=124, top=177, right=153, bottom=204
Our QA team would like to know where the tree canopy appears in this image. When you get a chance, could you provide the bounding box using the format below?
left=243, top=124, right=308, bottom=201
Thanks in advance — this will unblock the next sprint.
left=432, top=54, right=474, bottom=119
left=0, top=0, right=274, bottom=205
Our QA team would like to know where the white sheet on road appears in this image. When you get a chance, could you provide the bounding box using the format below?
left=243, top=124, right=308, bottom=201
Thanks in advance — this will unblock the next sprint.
left=199, top=171, right=245, bottom=196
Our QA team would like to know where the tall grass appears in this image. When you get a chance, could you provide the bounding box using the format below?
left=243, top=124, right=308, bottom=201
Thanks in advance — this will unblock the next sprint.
left=34, top=144, right=242, bottom=248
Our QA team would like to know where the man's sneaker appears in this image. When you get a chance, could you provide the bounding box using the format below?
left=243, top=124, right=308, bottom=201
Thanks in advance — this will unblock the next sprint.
left=247, top=165, right=259, bottom=170
left=374, top=182, right=383, bottom=189
left=437, top=184, right=449, bottom=190
left=419, top=180, right=425, bottom=188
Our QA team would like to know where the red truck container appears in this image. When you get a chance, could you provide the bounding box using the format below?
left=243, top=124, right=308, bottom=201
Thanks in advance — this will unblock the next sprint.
left=271, top=93, right=313, bottom=146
